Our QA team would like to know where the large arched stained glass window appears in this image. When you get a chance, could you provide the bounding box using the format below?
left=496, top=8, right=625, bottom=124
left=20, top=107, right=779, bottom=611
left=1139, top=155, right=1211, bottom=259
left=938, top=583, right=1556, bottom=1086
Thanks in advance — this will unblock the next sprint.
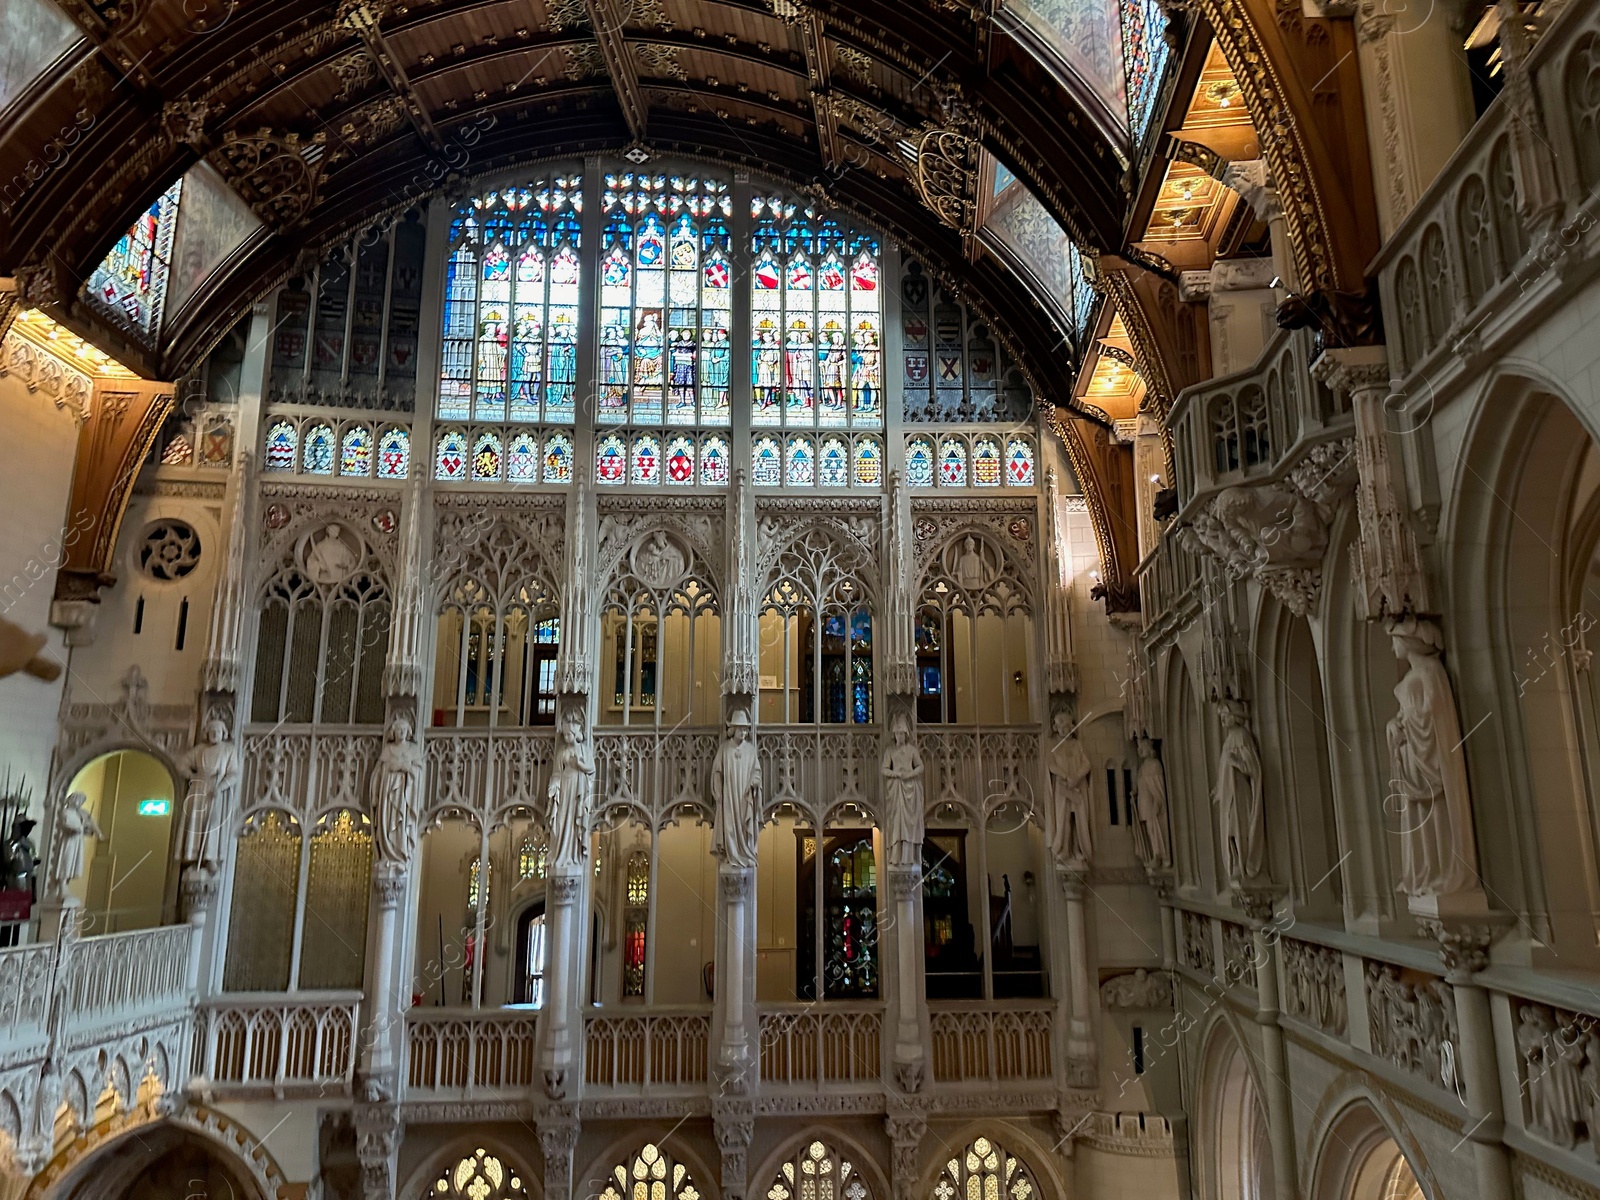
left=750, top=195, right=881, bottom=431
left=86, top=178, right=183, bottom=338
left=434, top=1148, right=529, bottom=1199
left=600, top=172, right=733, bottom=427
left=440, top=176, right=582, bottom=424
left=932, top=1137, right=1039, bottom=1200
left=598, top=1144, right=702, bottom=1200
left=767, top=1140, right=872, bottom=1200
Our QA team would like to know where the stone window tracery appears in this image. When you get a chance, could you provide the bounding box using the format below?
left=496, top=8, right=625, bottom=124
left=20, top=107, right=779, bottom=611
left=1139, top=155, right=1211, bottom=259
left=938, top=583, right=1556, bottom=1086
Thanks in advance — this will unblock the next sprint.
left=767, top=1139, right=872, bottom=1200
left=433, top=1148, right=529, bottom=1200
left=138, top=520, right=202, bottom=581
left=759, top=524, right=876, bottom=725
left=597, top=1143, right=702, bottom=1200
left=932, top=1136, right=1038, bottom=1200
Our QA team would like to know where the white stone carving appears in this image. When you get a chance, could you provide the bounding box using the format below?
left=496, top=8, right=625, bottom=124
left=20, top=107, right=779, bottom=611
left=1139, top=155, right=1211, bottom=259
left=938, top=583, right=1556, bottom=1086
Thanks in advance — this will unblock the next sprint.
left=1133, top=735, right=1170, bottom=868
left=1282, top=940, right=1348, bottom=1035
left=1215, top=700, right=1267, bottom=884
left=711, top=709, right=760, bottom=869
left=1365, top=962, right=1459, bottom=1092
left=179, top=716, right=240, bottom=865
left=1044, top=711, right=1094, bottom=867
left=1517, top=1003, right=1587, bottom=1149
left=370, top=712, right=424, bottom=865
left=45, top=792, right=102, bottom=903
left=1099, top=968, right=1173, bottom=1009
left=881, top=710, right=925, bottom=868
left=547, top=711, right=595, bottom=867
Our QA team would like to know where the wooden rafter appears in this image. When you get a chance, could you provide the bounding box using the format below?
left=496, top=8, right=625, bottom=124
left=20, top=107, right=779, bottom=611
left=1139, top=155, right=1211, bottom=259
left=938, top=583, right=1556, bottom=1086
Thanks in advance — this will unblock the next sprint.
left=797, top=12, right=844, bottom=175
left=584, top=0, right=649, bottom=142
left=339, top=0, right=446, bottom=155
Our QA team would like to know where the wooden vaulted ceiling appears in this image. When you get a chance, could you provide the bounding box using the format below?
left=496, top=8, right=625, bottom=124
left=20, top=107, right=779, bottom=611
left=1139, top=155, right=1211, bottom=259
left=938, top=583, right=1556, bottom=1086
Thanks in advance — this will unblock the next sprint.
left=1, top=0, right=1139, bottom=397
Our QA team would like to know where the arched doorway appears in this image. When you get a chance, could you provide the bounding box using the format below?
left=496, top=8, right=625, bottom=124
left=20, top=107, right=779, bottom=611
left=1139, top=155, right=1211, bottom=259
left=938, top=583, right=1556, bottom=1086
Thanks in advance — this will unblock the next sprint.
left=1204, top=1029, right=1274, bottom=1200
left=51, top=1125, right=266, bottom=1200
left=1311, top=1100, right=1431, bottom=1200
left=63, top=749, right=179, bottom=933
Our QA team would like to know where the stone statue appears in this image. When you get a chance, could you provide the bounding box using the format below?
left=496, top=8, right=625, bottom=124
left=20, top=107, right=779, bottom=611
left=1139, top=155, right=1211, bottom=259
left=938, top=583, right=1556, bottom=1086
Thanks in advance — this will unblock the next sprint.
left=369, top=712, right=424, bottom=865
left=1518, top=1006, right=1583, bottom=1148
left=1134, top=734, right=1170, bottom=867
left=955, top=536, right=986, bottom=592
left=46, top=792, right=102, bottom=901
left=1385, top=617, right=1480, bottom=897
left=179, top=717, right=239, bottom=865
left=1098, top=968, right=1173, bottom=1009
left=881, top=710, right=925, bottom=868
left=547, top=711, right=595, bottom=868
left=710, top=708, right=760, bottom=870
left=1214, top=700, right=1265, bottom=882
left=0, top=615, right=60, bottom=682
left=1044, top=711, right=1094, bottom=866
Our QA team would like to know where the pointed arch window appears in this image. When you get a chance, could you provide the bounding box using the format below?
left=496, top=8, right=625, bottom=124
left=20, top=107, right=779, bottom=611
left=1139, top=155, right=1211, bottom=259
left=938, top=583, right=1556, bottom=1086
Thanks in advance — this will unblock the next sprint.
left=264, top=420, right=298, bottom=472
left=304, top=423, right=335, bottom=474
left=933, top=1137, right=1038, bottom=1200
left=377, top=428, right=410, bottom=479
left=598, top=1144, right=702, bottom=1200
left=440, top=177, right=582, bottom=424
left=767, top=1141, right=872, bottom=1200
left=434, top=1148, right=529, bottom=1200
left=622, top=848, right=650, bottom=998
left=87, top=178, right=182, bottom=338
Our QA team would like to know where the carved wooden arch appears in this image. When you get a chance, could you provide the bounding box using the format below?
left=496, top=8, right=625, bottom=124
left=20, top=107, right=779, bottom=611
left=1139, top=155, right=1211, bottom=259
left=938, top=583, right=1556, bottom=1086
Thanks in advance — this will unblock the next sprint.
left=1176, top=0, right=1377, bottom=300
left=1046, top=408, right=1140, bottom=613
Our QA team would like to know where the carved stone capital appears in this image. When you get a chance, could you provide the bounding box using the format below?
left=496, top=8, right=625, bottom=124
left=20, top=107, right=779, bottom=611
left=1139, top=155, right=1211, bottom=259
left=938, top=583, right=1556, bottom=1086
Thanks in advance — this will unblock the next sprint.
left=1415, top=917, right=1496, bottom=980
left=1057, top=865, right=1089, bottom=901
left=720, top=867, right=753, bottom=901
left=1310, top=345, right=1390, bottom=397
left=374, top=861, right=407, bottom=908
left=354, top=1104, right=403, bottom=1200
left=887, top=865, right=922, bottom=901
left=1232, top=883, right=1282, bottom=923
left=549, top=872, right=582, bottom=906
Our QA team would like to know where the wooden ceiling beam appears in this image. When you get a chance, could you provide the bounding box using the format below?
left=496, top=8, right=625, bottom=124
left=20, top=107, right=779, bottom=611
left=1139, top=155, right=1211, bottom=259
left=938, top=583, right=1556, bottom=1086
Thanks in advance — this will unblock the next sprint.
left=797, top=12, right=845, bottom=177
left=338, top=0, right=447, bottom=155
left=583, top=0, right=650, bottom=142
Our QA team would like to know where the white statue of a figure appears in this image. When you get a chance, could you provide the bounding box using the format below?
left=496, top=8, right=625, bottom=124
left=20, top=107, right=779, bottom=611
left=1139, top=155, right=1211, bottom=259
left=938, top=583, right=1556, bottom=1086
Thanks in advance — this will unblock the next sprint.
left=1134, top=735, right=1171, bottom=867
left=178, top=717, right=239, bottom=865
left=1385, top=617, right=1479, bottom=897
left=1215, top=699, right=1266, bottom=882
left=1044, top=711, right=1094, bottom=866
left=881, top=710, right=925, bottom=868
left=547, top=710, right=595, bottom=867
left=710, top=708, right=760, bottom=869
left=47, top=792, right=103, bottom=901
left=369, top=712, right=425, bottom=865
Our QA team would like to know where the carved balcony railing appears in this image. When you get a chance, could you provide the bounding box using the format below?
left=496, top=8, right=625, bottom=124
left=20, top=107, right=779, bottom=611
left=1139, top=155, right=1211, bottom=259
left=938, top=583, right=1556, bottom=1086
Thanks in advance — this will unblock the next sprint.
left=592, top=729, right=719, bottom=825
left=61, top=925, right=192, bottom=1033
left=243, top=725, right=382, bottom=819
left=1079, top=1112, right=1176, bottom=1156
left=928, top=1001, right=1054, bottom=1085
left=0, top=943, right=54, bottom=1063
left=916, top=728, right=1041, bottom=817
left=1166, top=326, right=1347, bottom=516
left=424, top=728, right=557, bottom=817
left=198, top=996, right=359, bottom=1096
left=1373, top=0, right=1600, bottom=383
left=759, top=729, right=884, bottom=824
left=757, top=1003, right=883, bottom=1088
left=406, top=1008, right=541, bottom=1097
left=583, top=1008, right=711, bottom=1090
left=1134, top=534, right=1202, bottom=643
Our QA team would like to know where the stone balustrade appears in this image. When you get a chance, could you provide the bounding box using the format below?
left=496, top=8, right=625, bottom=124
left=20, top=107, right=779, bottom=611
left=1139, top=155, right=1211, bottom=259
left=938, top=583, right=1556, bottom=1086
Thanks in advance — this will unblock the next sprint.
left=199, top=995, right=360, bottom=1096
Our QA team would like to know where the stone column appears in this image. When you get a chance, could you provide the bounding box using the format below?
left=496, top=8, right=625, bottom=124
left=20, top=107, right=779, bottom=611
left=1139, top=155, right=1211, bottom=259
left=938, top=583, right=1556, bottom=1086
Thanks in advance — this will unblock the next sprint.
left=715, top=866, right=756, bottom=1087
left=885, top=1106, right=927, bottom=1200
left=1059, top=866, right=1097, bottom=1085
left=886, top=863, right=927, bottom=1090
left=1423, top=922, right=1513, bottom=1198
left=540, top=870, right=585, bottom=1097
left=1250, top=918, right=1297, bottom=1200
left=362, top=866, right=408, bottom=1089
left=539, top=1106, right=580, bottom=1200
left=714, top=1096, right=756, bottom=1200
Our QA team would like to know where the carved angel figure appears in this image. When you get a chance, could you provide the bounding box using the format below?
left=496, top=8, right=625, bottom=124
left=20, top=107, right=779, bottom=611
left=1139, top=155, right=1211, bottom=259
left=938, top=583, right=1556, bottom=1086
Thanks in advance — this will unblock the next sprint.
left=1214, top=700, right=1266, bottom=883
left=47, top=792, right=103, bottom=901
left=547, top=711, right=595, bottom=868
left=710, top=708, right=760, bottom=870
left=1133, top=734, right=1170, bottom=867
left=369, top=712, right=425, bottom=865
left=881, top=710, right=925, bottom=869
left=179, top=717, right=240, bottom=865
left=1044, top=711, right=1094, bottom=866
left=1386, top=617, right=1480, bottom=898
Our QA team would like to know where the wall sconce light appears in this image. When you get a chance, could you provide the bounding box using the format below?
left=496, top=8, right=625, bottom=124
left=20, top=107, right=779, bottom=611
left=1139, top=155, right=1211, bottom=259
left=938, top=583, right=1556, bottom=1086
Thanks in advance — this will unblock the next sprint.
left=1012, top=670, right=1025, bottom=690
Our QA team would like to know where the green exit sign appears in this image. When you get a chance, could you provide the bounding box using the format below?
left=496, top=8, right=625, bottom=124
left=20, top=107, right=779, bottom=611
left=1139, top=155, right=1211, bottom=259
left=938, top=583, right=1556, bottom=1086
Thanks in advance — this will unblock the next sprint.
left=137, top=798, right=171, bottom=817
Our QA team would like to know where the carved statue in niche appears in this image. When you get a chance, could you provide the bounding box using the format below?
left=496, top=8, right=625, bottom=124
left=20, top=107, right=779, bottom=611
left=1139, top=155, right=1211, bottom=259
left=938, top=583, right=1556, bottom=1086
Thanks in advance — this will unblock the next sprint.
left=1518, top=1006, right=1584, bottom=1148
left=46, top=792, right=102, bottom=902
left=0, top=615, right=61, bottom=682
left=1214, top=699, right=1266, bottom=883
left=302, top=522, right=361, bottom=584
left=711, top=708, right=760, bottom=870
left=881, top=710, right=925, bottom=869
left=369, top=712, right=424, bottom=865
left=1385, top=617, right=1480, bottom=898
left=547, top=710, right=595, bottom=868
left=179, top=716, right=239, bottom=865
left=955, top=535, right=987, bottom=592
left=1133, top=734, right=1170, bottom=868
left=1044, top=710, right=1094, bottom=867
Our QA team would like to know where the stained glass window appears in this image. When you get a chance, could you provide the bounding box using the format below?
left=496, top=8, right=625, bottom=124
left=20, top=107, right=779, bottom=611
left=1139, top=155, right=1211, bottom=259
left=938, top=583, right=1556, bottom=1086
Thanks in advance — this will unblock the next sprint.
left=900, top=260, right=1032, bottom=423
left=767, top=1142, right=871, bottom=1200
left=264, top=421, right=298, bottom=472
left=753, top=436, right=782, bottom=487
left=1006, top=438, right=1036, bottom=486
left=596, top=1145, right=701, bottom=1200
left=339, top=427, right=372, bottom=476
left=596, top=433, right=627, bottom=485
left=853, top=437, right=882, bottom=488
left=906, top=437, right=934, bottom=488
left=786, top=435, right=815, bottom=486
left=435, top=1148, right=528, bottom=1200
left=750, top=196, right=880, bottom=430
left=86, top=178, right=182, bottom=338
left=508, top=433, right=540, bottom=482
left=819, top=436, right=849, bottom=487
left=161, top=434, right=193, bottom=466
left=436, top=430, right=468, bottom=481
left=933, top=1137, right=1038, bottom=1200
left=377, top=428, right=410, bottom=479
left=441, top=176, right=582, bottom=424
left=519, top=834, right=549, bottom=880
left=665, top=435, right=696, bottom=485
left=622, top=849, right=649, bottom=998
left=600, top=173, right=733, bottom=427
left=973, top=436, right=1002, bottom=487
left=545, top=432, right=574, bottom=483
left=701, top=436, right=730, bottom=486
left=938, top=438, right=967, bottom=487
left=304, top=424, right=335, bottom=475
left=472, top=432, right=503, bottom=481
left=1122, top=0, right=1172, bottom=143
left=631, top=434, right=661, bottom=485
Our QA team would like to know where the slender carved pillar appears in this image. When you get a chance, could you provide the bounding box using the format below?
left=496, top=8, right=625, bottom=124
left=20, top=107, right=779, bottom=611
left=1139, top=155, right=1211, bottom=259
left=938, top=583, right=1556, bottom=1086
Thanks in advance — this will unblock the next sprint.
left=724, top=470, right=759, bottom=695
left=1423, top=924, right=1513, bottom=1198
left=1058, top=866, right=1097, bottom=1085
left=885, top=1107, right=927, bottom=1200
left=1040, top=467, right=1077, bottom=695
left=539, top=1106, right=580, bottom=1200
left=886, top=861, right=927, bottom=1091
left=541, top=870, right=585, bottom=1098
left=1250, top=921, right=1297, bottom=1200
left=714, top=1096, right=755, bottom=1200
left=715, top=866, right=756, bottom=1086
left=355, top=1103, right=403, bottom=1200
